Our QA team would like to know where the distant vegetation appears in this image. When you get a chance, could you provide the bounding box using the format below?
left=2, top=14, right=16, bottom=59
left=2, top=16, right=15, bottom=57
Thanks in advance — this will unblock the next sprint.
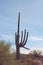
left=0, top=40, right=43, bottom=65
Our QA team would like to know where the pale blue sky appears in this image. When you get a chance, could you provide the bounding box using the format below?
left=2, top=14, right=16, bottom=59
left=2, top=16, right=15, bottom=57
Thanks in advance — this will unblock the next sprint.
left=0, top=0, right=43, bottom=53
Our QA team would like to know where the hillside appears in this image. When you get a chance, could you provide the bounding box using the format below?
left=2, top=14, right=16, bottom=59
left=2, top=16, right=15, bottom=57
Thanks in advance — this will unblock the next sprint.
left=0, top=41, right=43, bottom=65
left=0, top=53, right=43, bottom=65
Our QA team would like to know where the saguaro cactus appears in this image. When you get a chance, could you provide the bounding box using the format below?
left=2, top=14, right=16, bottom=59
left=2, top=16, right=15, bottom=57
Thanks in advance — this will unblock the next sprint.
left=15, top=12, right=28, bottom=59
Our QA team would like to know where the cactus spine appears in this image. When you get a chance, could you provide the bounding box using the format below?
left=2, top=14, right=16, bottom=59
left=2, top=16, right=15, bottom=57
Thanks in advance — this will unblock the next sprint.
left=15, top=12, right=28, bottom=59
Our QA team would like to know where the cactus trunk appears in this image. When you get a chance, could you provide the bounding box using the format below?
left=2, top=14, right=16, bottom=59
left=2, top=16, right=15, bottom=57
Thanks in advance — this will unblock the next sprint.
left=16, top=45, right=20, bottom=59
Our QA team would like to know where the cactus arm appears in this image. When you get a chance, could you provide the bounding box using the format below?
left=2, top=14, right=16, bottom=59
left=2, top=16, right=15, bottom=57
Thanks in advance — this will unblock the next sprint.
left=21, top=31, right=23, bottom=42
left=19, top=30, right=28, bottom=47
left=22, top=29, right=26, bottom=43
left=22, top=32, right=28, bottom=46
left=15, top=32, right=19, bottom=46
left=23, top=46, right=30, bottom=50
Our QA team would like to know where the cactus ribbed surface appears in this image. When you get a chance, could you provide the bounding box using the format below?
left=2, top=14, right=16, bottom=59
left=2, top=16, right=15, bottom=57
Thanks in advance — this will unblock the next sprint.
left=15, top=12, right=28, bottom=59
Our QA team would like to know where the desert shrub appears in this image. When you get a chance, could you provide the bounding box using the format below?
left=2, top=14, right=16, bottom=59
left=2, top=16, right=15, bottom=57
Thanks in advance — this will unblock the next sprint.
left=30, top=50, right=42, bottom=58
left=0, top=40, right=18, bottom=65
left=0, top=40, right=11, bottom=65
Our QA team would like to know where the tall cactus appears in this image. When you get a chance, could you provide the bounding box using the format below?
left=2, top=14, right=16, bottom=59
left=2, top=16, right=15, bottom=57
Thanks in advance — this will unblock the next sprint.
left=15, top=12, right=28, bottom=59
